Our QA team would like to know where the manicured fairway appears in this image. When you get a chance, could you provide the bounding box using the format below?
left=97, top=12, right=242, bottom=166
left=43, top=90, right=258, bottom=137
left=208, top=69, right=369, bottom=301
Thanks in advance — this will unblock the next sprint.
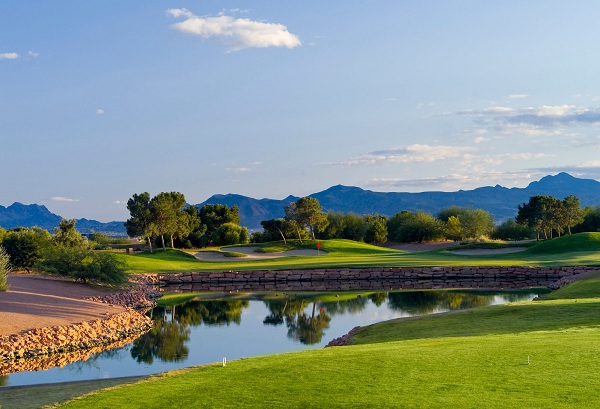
left=57, top=328, right=600, bottom=408
left=116, top=234, right=600, bottom=273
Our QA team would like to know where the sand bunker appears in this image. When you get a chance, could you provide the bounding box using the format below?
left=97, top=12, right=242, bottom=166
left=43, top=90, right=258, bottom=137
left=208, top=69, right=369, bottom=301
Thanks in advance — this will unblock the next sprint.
left=446, top=247, right=528, bottom=256
left=194, top=246, right=326, bottom=262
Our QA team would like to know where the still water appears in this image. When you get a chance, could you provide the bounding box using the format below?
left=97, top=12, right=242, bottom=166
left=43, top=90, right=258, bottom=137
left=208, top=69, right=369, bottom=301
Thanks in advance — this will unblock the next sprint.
left=1, top=289, right=542, bottom=387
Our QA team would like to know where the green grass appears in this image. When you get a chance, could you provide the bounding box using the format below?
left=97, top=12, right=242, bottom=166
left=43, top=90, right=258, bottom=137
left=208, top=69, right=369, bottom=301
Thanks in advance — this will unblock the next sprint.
left=221, top=251, right=247, bottom=258
left=114, top=235, right=600, bottom=274
left=56, top=328, right=600, bottom=408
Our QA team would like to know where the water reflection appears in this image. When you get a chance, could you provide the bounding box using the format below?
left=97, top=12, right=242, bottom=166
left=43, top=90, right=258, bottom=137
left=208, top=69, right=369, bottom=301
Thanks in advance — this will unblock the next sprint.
left=1, top=288, right=543, bottom=387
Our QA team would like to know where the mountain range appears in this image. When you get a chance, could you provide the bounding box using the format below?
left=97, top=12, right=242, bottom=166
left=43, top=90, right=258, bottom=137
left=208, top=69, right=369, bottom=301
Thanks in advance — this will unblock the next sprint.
left=200, top=172, right=600, bottom=229
left=1, top=173, right=600, bottom=234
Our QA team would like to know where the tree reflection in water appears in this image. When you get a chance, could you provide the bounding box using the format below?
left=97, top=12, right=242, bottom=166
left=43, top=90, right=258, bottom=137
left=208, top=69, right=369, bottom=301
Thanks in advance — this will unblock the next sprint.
left=263, top=299, right=332, bottom=345
left=387, top=291, right=502, bottom=314
left=131, top=300, right=249, bottom=363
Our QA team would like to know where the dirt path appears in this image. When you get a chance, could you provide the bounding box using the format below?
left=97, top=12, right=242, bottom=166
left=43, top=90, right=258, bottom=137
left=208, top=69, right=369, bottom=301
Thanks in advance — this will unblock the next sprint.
left=0, top=274, right=127, bottom=336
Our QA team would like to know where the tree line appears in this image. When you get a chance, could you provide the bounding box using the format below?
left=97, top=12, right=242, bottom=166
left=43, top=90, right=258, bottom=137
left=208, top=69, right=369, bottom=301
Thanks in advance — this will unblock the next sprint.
left=124, top=192, right=248, bottom=251
left=124, top=191, right=600, bottom=248
left=0, top=219, right=127, bottom=285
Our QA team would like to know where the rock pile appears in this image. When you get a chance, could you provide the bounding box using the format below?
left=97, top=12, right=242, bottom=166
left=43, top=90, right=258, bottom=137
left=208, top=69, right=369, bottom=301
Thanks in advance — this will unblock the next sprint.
left=326, top=326, right=362, bottom=347
left=85, top=275, right=162, bottom=308
left=0, top=311, right=152, bottom=370
left=0, top=275, right=161, bottom=371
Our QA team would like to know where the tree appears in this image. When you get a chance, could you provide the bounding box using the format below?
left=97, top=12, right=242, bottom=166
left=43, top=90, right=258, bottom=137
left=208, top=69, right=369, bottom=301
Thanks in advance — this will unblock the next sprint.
left=0, top=246, right=10, bottom=291
left=198, top=204, right=241, bottom=246
left=562, top=195, right=584, bottom=235
left=437, top=207, right=494, bottom=240
left=125, top=192, right=157, bottom=252
left=444, top=215, right=462, bottom=241
left=516, top=195, right=556, bottom=240
left=200, top=204, right=240, bottom=232
left=210, top=222, right=249, bottom=246
left=54, top=219, right=86, bottom=248
left=150, top=192, right=180, bottom=251
left=1, top=227, right=50, bottom=271
left=260, top=219, right=291, bottom=243
left=285, top=197, right=329, bottom=240
left=573, top=206, right=600, bottom=233
left=492, top=219, right=535, bottom=241
left=178, top=205, right=206, bottom=248
left=364, top=214, right=388, bottom=244
left=387, top=211, right=444, bottom=243
left=516, top=195, right=576, bottom=240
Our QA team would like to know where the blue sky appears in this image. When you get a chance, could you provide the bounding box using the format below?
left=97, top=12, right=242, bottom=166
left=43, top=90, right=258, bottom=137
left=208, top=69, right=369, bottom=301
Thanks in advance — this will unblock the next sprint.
left=3, top=1, right=600, bottom=222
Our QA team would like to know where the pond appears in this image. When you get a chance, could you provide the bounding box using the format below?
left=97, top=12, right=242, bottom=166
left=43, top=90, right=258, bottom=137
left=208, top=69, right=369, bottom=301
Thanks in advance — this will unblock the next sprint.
left=0, top=288, right=544, bottom=387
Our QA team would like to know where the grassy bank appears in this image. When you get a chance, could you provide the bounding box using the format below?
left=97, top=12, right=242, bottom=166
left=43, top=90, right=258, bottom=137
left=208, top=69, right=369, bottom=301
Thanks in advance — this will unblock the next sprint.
left=56, top=329, right=600, bottom=408
left=116, top=234, right=600, bottom=274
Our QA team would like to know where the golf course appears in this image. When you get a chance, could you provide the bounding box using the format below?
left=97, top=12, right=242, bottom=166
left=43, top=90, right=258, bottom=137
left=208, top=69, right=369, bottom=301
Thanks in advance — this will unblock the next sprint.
left=2, top=233, right=598, bottom=408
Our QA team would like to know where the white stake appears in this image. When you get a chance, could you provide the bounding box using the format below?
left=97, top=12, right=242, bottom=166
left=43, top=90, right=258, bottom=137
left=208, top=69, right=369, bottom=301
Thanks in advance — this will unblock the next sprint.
left=527, top=355, right=530, bottom=365
left=223, top=357, right=227, bottom=367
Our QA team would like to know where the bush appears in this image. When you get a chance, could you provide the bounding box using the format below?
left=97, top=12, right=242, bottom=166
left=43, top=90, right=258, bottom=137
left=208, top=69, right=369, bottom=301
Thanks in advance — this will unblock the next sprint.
left=492, top=219, right=535, bottom=241
left=39, top=246, right=127, bottom=285
left=1, top=227, right=50, bottom=271
left=0, top=246, right=10, bottom=291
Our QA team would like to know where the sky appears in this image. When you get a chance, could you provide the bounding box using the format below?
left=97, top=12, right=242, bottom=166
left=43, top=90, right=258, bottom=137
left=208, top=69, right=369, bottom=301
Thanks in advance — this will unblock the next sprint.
left=3, top=1, right=600, bottom=222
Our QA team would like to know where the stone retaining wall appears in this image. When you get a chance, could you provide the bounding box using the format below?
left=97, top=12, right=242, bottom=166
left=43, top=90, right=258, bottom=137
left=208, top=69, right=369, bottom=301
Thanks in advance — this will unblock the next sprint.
left=158, top=266, right=599, bottom=292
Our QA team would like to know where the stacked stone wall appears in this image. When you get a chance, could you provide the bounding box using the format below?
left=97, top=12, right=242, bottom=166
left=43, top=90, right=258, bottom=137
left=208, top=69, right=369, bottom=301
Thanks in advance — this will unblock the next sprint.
left=159, top=266, right=600, bottom=292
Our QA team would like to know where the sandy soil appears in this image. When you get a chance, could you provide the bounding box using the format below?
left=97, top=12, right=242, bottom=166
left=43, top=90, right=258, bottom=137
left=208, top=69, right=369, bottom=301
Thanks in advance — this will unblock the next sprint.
left=0, top=274, right=127, bottom=336
left=384, top=242, right=457, bottom=252
left=194, top=246, right=326, bottom=261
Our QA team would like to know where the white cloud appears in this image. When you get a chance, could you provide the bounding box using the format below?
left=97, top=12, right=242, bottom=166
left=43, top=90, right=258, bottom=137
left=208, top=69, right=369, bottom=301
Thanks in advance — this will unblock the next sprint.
left=51, top=196, right=80, bottom=203
left=226, top=167, right=252, bottom=173
left=96, top=109, right=105, bottom=115
left=366, top=169, right=537, bottom=192
left=457, top=104, right=600, bottom=137
left=0, top=52, right=19, bottom=60
left=508, top=94, right=528, bottom=99
left=27, top=51, right=39, bottom=57
left=114, top=200, right=127, bottom=205
left=167, top=9, right=301, bottom=51
left=473, top=136, right=489, bottom=144
left=327, top=144, right=476, bottom=167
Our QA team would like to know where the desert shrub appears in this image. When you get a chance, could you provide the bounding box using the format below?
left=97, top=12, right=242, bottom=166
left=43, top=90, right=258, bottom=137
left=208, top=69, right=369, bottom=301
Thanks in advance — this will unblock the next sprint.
left=1, top=227, right=51, bottom=271
left=0, top=246, right=10, bottom=291
left=39, top=246, right=127, bottom=285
